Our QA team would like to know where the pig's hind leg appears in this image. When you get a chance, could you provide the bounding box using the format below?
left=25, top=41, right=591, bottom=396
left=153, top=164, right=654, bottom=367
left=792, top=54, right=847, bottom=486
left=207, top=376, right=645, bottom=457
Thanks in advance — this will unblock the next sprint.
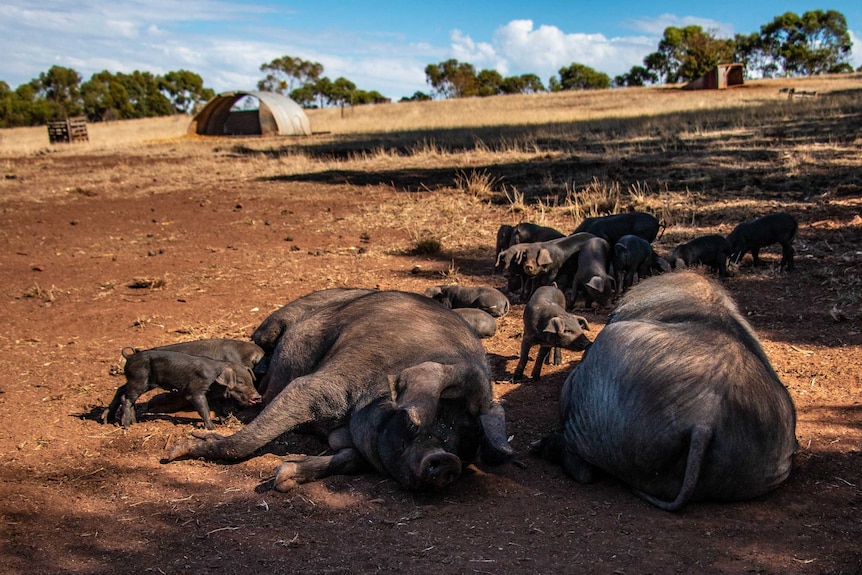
left=274, top=427, right=366, bottom=491
left=273, top=448, right=368, bottom=491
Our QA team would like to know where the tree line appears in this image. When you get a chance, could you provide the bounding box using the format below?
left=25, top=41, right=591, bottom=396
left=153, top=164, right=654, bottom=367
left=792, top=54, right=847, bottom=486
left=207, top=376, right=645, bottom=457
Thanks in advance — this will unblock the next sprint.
left=0, top=9, right=855, bottom=128
left=0, top=67, right=215, bottom=128
left=615, top=9, right=854, bottom=86
left=424, top=9, right=855, bottom=95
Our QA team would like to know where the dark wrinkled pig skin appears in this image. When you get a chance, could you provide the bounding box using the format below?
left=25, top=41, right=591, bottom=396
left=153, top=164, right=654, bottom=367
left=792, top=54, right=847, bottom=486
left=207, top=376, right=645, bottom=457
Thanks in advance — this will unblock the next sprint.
left=165, top=291, right=513, bottom=492
left=541, top=272, right=797, bottom=511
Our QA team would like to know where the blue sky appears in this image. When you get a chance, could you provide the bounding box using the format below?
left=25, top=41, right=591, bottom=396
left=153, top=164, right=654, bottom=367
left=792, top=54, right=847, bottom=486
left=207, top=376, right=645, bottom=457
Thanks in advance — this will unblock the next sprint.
left=1, top=1, right=860, bottom=100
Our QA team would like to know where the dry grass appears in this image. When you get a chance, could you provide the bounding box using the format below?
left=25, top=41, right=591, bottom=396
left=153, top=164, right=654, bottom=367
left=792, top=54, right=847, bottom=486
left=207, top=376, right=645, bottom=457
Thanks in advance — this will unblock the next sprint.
left=2, top=73, right=859, bottom=159
left=306, top=74, right=862, bottom=135
left=1, top=74, right=859, bottom=257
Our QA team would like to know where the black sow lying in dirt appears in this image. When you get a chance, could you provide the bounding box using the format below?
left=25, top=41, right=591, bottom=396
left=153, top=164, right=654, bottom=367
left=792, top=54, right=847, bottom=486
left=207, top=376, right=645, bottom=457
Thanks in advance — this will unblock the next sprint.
left=535, top=271, right=797, bottom=511
left=166, top=290, right=513, bottom=492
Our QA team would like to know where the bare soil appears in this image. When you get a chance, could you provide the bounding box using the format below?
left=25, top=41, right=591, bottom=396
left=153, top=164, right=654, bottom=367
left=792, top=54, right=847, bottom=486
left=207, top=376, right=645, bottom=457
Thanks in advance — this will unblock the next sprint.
left=1, top=111, right=861, bottom=575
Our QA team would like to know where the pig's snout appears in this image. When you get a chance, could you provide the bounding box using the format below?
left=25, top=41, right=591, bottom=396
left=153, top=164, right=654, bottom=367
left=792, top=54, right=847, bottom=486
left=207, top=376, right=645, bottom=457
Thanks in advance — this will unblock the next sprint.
left=238, top=390, right=262, bottom=406
left=420, top=451, right=462, bottom=489
left=573, top=333, right=591, bottom=350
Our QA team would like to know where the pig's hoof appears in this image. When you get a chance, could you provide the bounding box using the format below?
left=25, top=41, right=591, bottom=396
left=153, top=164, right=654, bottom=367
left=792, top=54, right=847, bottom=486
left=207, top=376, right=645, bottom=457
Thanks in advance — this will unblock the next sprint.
left=164, top=432, right=224, bottom=462
left=273, top=456, right=314, bottom=492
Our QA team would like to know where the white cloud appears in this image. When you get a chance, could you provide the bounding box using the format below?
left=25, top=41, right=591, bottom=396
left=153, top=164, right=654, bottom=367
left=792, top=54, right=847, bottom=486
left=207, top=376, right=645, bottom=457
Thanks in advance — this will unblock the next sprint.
left=146, top=24, right=166, bottom=37
left=849, top=29, right=862, bottom=69
left=448, top=19, right=657, bottom=81
left=625, top=13, right=735, bottom=38
left=450, top=29, right=499, bottom=70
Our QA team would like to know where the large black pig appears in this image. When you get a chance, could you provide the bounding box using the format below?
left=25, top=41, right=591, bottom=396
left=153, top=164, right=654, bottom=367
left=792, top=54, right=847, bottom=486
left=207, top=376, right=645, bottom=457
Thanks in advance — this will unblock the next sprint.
left=166, top=290, right=514, bottom=492
left=536, top=271, right=797, bottom=511
left=252, top=288, right=375, bottom=355
left=251, top=287, right=375, bottom=387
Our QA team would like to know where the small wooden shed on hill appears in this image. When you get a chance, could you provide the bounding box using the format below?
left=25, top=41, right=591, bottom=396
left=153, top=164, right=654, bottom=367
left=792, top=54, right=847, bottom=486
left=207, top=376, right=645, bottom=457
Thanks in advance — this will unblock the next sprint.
left=188, top=91, right=311, bottom=137
left=683, top=63, right=745, bottom=90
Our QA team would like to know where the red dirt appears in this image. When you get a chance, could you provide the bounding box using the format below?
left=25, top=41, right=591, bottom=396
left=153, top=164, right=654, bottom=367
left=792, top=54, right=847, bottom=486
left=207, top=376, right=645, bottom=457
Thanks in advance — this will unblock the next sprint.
left=1, top=146, right=860, bottom=575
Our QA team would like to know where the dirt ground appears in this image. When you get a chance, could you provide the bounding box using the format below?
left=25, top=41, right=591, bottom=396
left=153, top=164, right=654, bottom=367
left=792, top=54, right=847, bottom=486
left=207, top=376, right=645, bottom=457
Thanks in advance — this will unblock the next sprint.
left=1, top=123, right=861, bottom=575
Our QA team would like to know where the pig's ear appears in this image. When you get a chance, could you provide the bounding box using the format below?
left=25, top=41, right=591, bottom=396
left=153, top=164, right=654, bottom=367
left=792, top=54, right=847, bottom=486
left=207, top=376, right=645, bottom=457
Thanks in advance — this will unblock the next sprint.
left=586, top=276, right=604, bottom=292
left=479, top=401, right=514, bottom=465
left=214, top=366, right=237, bottom=389
left=574, top=316, right=590, bottom=331
left=386, top=374, right=398, bottom=402
left=543, top=316, right=565, bottom=335
left=393, top=361, right=488, bottom=427
left=537, top=249, right=553, bottom=267
left=391, top=362, right=446, bottom=427
left=657, top=257, right=672, bottom=272
left=424, top=286, right=442, bottom=299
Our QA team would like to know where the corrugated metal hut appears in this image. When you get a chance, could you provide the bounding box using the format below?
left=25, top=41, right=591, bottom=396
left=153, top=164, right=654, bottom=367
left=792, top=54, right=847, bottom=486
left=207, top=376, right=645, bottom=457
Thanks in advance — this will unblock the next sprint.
left=188, top=91, right=311, bottom=136
left=683, top=63, right=745, bottom=90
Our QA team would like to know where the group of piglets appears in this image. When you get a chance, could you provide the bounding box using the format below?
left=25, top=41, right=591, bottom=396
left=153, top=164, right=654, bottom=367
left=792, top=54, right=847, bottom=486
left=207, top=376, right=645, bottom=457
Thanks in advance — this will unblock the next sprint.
left=670, top=212, right=797, bottom=278
left=491, top=211, right=798, bottom=510
left=496, top=211, right=798, bottom=307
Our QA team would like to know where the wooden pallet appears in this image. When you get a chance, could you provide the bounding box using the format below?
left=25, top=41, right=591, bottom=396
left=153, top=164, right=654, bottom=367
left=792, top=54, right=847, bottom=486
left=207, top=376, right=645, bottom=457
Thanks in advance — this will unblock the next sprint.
left=47, top=117, right=89, bottom=144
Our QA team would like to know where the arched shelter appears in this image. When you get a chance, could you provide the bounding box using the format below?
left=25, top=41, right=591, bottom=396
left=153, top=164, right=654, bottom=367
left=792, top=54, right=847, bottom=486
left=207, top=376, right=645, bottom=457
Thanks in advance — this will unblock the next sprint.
left=188, top=91, right=311, bottom=136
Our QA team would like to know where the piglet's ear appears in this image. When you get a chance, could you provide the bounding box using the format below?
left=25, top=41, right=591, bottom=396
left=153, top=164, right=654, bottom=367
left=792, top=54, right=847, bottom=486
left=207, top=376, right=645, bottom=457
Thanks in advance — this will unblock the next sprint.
left=543, top=316, right=565, bottom=336
left=386, top=374, right=398, bottom=402
left=586, top=276, right=604, bottom=292
left=536, top=249, right=553, bottom=267
left=424, top=286, right=442, bottom=298
left=214, top=366, right=237, bottom=389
